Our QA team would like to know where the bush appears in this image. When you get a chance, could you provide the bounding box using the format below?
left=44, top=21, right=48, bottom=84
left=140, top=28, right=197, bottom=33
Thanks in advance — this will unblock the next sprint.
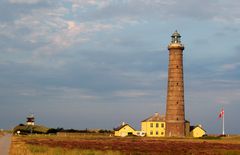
left=199, top=136, right=221, bottom=140
left=47, top=128, right=64, bottom=134
left=13, top=124, right=49, bottom=134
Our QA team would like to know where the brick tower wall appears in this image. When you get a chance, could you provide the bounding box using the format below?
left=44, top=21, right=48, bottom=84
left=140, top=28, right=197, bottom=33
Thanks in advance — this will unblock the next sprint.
left=166, top=46, right=185, bottom=137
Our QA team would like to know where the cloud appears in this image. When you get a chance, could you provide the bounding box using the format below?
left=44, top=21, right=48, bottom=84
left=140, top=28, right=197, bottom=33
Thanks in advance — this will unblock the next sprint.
left=0, top=0, right=240, bottom=133
left=74, top=0, right=240, bottom=25
left=113, top=89, right=157, bottom=98
left=2, top=0, right=239, bottom=65
left=187, top=85, right=240, bottom=106
left=0, top=2, right=119, bottom=65
left=46, top=87, right=99, bottom=101
left=220, top=62, right=240, bottom=71
left=9, top=0, right=43, bottom=4
left=71, top=0, right=110, bottom=10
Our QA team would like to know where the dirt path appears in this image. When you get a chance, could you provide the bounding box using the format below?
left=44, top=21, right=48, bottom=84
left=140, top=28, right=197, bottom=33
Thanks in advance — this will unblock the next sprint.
left=0, top=133, right=12, bottom=155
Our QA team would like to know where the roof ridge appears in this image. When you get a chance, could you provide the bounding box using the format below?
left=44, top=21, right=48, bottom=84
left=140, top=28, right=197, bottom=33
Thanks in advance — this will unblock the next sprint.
left=141, top=113, right=165, bottom=122
left=114, top=123, right=135, bottom=131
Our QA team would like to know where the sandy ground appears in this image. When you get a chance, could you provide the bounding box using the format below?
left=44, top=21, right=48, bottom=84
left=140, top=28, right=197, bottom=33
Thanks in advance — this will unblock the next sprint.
left=0, top=133, right=12, bottom=155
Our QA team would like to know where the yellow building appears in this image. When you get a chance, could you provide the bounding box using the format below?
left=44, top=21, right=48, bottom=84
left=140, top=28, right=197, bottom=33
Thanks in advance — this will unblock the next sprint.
left=141, top=113, right=166, bottom=137
left=190, top=125, right=206, bottom=138
left=114, top=123, right=136, bottom=137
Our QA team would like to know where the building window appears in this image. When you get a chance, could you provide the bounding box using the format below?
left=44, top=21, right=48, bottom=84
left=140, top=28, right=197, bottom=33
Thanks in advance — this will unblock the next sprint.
left=161, top=123, right=164, bottom=128
left=150, top=123, right=153, bottom=128
left=128, top=132, right=133, bottom=135
left=150, top=131, right=153, bottom=135
left=156, top=123, right=159, bottom=128
left=156, top=131, right=158, bottom=135
left=161, top=132, right=164, bottom=135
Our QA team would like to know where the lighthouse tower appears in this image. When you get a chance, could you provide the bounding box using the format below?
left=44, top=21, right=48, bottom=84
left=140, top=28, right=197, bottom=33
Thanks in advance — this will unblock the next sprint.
left=165, top=31, right=185, bottom=137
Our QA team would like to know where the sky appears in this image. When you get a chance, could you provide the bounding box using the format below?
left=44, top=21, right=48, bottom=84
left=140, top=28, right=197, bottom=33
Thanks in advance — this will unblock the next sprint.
left=0, top=0, right=239, bottom=134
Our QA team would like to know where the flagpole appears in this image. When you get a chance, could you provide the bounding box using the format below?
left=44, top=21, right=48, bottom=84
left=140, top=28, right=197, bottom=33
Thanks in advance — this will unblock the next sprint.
left=222, top=108, right=225, bottom=135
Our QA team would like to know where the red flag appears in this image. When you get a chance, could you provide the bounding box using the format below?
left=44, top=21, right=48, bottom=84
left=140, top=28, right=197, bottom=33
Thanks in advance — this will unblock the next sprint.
left=218, top=108, right=224, bottom=118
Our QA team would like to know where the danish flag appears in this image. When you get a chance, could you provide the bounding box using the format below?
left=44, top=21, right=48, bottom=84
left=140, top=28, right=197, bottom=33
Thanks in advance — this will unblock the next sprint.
left=218, top=108, right=224, bottom=118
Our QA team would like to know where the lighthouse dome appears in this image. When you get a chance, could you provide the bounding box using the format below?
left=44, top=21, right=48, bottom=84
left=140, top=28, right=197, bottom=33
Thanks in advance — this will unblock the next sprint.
left=171, top=30, right=181, bottom=38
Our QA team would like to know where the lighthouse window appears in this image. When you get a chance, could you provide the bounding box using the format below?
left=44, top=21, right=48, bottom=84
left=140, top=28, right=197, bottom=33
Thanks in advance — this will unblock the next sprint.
left=176, top=101, right=178, bottom=104
left=176, top=65, right=179, bottom=68
left=176, top=83, right=178, bottom=86
left=176, top=117, right=179, bottom=121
